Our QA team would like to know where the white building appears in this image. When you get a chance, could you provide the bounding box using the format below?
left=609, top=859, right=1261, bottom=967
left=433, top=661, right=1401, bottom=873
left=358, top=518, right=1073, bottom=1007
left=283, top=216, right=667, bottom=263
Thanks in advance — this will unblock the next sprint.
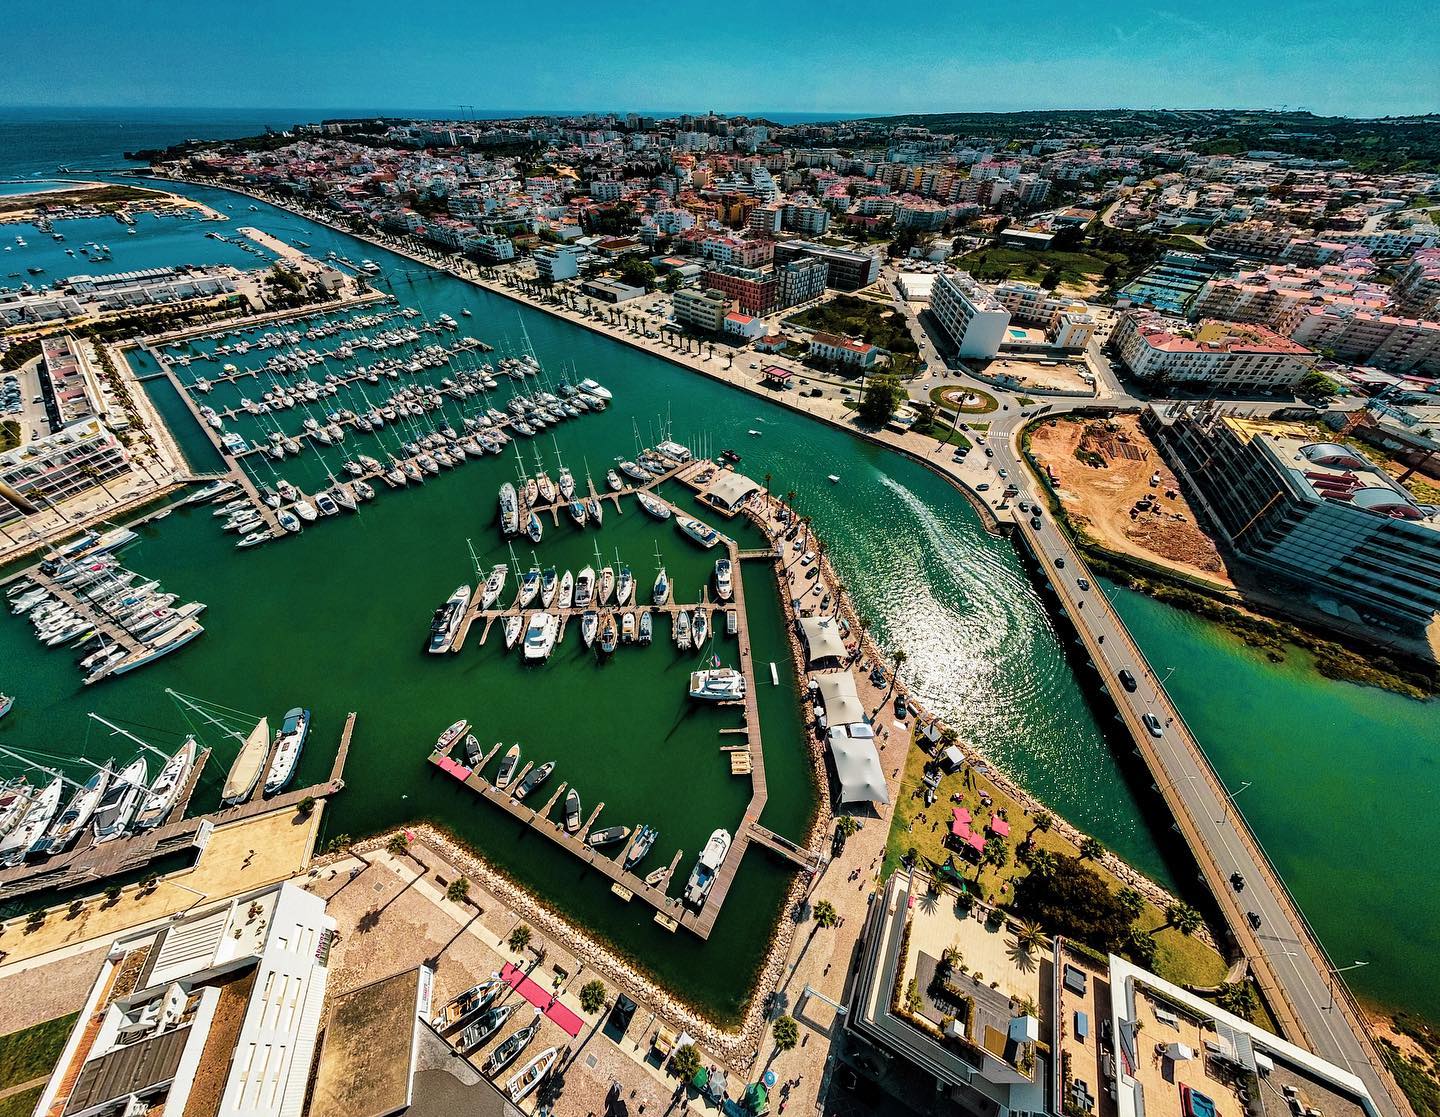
left=1, top=416, right=130, bottom=526
left=1112, top=311, right=1317, bottom=390
left=535, top=244, right=582, bottom=283
left=931, top=271, right=1012, bottom=359
left=36, top=882, right=335, bottom=1117
left=673, top=287, right=730, bottom=333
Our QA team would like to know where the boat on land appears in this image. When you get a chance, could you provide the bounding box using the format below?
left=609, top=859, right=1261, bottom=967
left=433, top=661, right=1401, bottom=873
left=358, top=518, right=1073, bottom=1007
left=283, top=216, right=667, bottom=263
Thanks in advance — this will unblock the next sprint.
left=564, top=788, right=581, bottom=833
left=482, top=1011, right=543, bottom=1076
left=222, top=716, right=270, bottom=805
left=587, top=824, right=631, bottom=848
left=624, top=824, right=658, bottom=870
left=677, top=515, right=721, bottom=548
left=513, top=761, right=554, bottom=801
left=684, top=828, right=732, bottom=908
left=134, top=737, right=199, bottom=829
left=264, top=707, right=310, bottom=796
left=636, top=491, right=670, bottom=520
left=494, top=744, right=521, bottom=789
left=432, top=976, right=504, bottom=1032
left=506, top=1047, right=561, bottom=1102
left=456, top=1002, right=517, bottom=1056
left=436, top=719, right=469, bottom=752
left=93, top=756, right=148, bottom=843
left=429, top=585, right=471, bottom=654
left=689, top=667, right=746, bottom=701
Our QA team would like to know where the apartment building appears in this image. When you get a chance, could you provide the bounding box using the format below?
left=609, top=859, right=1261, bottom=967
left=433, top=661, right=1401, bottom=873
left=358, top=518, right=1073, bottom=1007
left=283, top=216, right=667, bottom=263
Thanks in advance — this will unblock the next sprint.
left=699, top=235, right=774, bottom=268
left=930, top=270, right=1012, bottom=359
left=1144, top=405, right=1440, bottom=634
left=772, top=239, right=881, bottom=290
left=991, top=281, right=1097, bottom=350
left=672, top=286, right=730, bottom=333
left=0, top=416, right=131, bottom=525
left=1111, top=311, right=1316, bottom=390
left=702, top=264, right=777, bottom=316
left=748, top=202, right=784, bottom=234
left=1286, top=305, right=1440, bottom=375
left=782, top=200, right=830, bottom=235
left=1393, top=248, right=1440, bottom=319
left=36, top=883, right=335, bottom=1117
left=534, top=244, right=582, bottom=282
left=471, top=233, right=516, bottom=262
left=778, top=256, right=828, bottom=308
left=1187, top=264, right=1390, bottom=331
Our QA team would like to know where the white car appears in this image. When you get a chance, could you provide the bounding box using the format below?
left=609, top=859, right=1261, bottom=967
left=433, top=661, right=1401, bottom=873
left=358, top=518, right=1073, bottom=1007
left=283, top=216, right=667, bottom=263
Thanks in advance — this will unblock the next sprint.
left=801, top=551, right=815, bottom=565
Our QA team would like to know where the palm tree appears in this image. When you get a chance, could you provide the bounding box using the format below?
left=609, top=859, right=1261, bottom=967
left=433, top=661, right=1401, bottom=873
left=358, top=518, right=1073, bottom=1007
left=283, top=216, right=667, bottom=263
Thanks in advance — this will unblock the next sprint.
left=885, top=648, right=908, bottom=701
left=1080, top=836, right=1104, bottom=861
left=445, top=877, right=470, bottom=905
left=507, top=923, right=533, bottom=953
left=1164, top=903, right=1202, bottom=936
left=1027, top=811, right=1053, bottom=841
left=812, top=899, right=839, bottom=931
left=772, top=1015, right=799, bottom=1052
left=1013, top=920, right=1046, bottom=956
left=1116, top=887, right=1146, bottom=921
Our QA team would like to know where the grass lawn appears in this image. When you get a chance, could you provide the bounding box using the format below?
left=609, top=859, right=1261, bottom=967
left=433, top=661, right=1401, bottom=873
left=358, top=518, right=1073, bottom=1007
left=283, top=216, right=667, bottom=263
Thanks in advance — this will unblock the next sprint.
left=0, top=420, right=19, bottom=454
left=952, top=246, right=1121, bottom=288
left=915, top=422, right=972, bottom=450
left=0, top=1013, right=79, bottom=1089
left=930, top=384, right=999, bottom=414
left=883, top=738, right=1227, bottom=989
left=788, top=294, right=919, bottom=356
left=0, top=1086, right=44, bottom=1117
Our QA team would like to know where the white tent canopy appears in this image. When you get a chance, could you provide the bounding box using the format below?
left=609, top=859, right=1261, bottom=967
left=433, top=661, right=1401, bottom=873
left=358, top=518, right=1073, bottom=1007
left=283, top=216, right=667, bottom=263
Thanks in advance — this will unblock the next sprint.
left=707, top=471, right=760, bottom=511
left=815, top=672, right=866, bottom=726
left=827, top=725, right=890, bottom=805
left=798, top=615, right=848, bottom=664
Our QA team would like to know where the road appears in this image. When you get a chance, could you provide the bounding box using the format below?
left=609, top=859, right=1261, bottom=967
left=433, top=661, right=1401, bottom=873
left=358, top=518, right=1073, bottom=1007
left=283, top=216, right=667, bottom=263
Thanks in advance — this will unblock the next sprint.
left=988, top=427, right=1407, bottom=1117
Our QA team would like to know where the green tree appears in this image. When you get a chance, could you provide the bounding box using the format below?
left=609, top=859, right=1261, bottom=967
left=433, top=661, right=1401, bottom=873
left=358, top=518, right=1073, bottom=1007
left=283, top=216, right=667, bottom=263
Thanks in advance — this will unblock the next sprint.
left=104, top=883, right=123, bottom=905
left=835, top=815, right=860, bottom=839
left=1013, top=854, right=1135, bottom=954
left=1039, top=266, right=1063, bottom=291
left=386, top=834, right=410, bottom=859
left=857, top=373, right=903, bottom=426
left=813, top=899, right=839, bottom=929
left=772, top=1015, right=800, bottom=1051
left=1080, top=836, right=1104, bottom=861
left=671, top=1043, right=703, bottom=1080
left=508, top=923, right=533, bottom=953
left=579, top=979, right=608, bottom=1014
left=617, top=256, right=658, bottom=290
left=662, top=271, right=683, bottom=293
left=445, top=877, right=470, bottom=905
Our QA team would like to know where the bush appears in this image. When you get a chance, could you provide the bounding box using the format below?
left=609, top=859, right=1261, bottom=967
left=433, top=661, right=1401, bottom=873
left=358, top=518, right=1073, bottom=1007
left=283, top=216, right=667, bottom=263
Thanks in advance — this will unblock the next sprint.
left=1012, top=854, right=1135, bottom=954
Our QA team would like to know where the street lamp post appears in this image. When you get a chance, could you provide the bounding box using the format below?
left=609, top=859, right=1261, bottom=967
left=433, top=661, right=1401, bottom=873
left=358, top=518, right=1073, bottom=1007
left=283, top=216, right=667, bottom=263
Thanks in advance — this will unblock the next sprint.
left=1328, top=961, right=1369, bottom=1011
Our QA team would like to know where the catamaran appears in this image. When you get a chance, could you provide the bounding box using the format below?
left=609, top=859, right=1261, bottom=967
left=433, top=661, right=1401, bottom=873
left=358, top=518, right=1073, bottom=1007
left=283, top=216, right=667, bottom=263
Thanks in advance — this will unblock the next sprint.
left=689, top=667, right=745, bottom=701
left=684, top=828, right=732, bottom=908
left=264, top=707, right=310, bottom=796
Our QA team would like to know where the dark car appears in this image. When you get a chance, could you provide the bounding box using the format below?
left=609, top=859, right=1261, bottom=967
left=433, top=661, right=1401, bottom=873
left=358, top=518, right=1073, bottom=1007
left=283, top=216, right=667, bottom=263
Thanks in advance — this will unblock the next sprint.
left=1230, top=872, right=1246, bottom=892
left=1118, top=669, right=1137, bottom=692
left=608, top=994, right=637, bottom=1034
left=1054, top=556, right=1065, bottom=569
left=1247, top=911, right=1262, bottom=930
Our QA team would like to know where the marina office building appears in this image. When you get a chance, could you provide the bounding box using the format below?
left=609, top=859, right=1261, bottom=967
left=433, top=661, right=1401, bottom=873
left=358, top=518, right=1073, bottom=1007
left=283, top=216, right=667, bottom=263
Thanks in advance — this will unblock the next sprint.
left=1143, top=404, right=1440, bottom=636
left=36, top=882, right=335, bottom=1117
left=848, top=870, right=1380, bottom=1117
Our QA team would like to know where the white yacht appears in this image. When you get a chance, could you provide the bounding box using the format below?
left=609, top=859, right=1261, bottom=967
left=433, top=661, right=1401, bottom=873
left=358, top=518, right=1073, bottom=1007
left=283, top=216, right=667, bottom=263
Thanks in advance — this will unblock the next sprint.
left=714, top=558, right=733, bottom=602
left=522, top=612, right=558, bottom=661
left=134, top=738, right=199, bottom=829
left=263, top=707, right=310, bottom=796
left=92, top=756, right=149, bottom=843
left=688, top=667, right=746, bottom=702
left=684, top=828, right=732, bottom=908
left=676, top=515, right=721, bottom=548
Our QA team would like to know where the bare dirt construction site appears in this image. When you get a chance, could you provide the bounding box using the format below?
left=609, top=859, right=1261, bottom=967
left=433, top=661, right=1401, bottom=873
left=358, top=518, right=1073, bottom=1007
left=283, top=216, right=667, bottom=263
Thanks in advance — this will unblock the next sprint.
left=1031, top=414, right=1233, bottom=585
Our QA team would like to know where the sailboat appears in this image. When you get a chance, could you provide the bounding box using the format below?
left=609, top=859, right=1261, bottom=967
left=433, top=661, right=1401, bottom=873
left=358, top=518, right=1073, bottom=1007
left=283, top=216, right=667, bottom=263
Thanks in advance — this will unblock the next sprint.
left=614, top=550, right=634, bottom=606
left=168, top=691, right=269, bottom=807
left=557, top=570, right=574, bottom=610
left=134, top=738, right=199, bottom=829
left=652, top=548, right=669, bottom=606
left=33, top=763, right=111, bottom=856
left=0, top=774, right=64, bottom=866
left=92, top=755, right=148, bottom=843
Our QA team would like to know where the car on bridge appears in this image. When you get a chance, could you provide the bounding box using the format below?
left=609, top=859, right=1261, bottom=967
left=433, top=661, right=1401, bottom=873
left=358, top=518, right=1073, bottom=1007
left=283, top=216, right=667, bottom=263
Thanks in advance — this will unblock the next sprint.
left=1118, top=669, right=1137, bottom=692
left=1142, top=712, right=1164, bottom=738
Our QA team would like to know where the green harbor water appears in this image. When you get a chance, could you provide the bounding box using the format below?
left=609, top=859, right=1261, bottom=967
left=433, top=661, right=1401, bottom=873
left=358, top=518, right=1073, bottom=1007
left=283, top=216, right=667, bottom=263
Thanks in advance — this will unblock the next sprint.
left=0, top=180, right=1434, bottom=1024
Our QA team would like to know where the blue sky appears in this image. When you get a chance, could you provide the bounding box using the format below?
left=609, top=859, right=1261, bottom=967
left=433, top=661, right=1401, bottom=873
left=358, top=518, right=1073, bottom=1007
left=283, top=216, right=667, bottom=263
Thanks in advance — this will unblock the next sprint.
left=6, top=0, right=1438, bottom=117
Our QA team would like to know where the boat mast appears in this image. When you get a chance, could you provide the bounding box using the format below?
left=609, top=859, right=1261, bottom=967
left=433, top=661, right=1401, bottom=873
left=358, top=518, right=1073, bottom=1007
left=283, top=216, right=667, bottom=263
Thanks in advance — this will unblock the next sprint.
left=466, top=537, right=484, bottom=582
left=166, top=689, right=253, bottom=746
left=87, top=712, right=180, bottom=762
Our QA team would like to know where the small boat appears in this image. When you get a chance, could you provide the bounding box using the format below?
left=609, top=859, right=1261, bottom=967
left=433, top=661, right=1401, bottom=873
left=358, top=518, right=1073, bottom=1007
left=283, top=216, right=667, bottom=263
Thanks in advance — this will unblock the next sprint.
left=684, top=828, right=732, bottom=908
left=92, top=756, right=148, bottom=843
left=432, top=976, right=504, bottom=1032
left=264, top=707, right=310, bottom=796
left=828, top=474, right=841, bottom=483
left=587, top=824, right=631, bottom=848
left=606, top=469, right=622, bottom=491
left=429, top=585, right=471, bottom=654
left=564, top=788, right=581, bottom=833
left=714, top=558, right=733, bottom=601
left=597, top=566, right=615, bottom=606
left=518, top=566, right=541, bottom=607
left=506, top=1046, right=560, bottom=1103
left=503, top=615, right=524, bottom=649
left=494, top=744, right=521, bottom=789
left=598, top=613, right=618, bottom=654
left=568, top=500, right=587, bottom=526
left=522, top=612, right=558, bottom=661
left=0, top=694, right=11, bottom=719
left=277, top=510, right=301, bottom=533
left=636, top=491, right=671, bottom=520
left=674, top=610, right=691, bottom=648
left=689, top=667, right=745, bottom=701
left=463, top=734, right=482, bottom=767
left=526, top=511, right=543, bottom=544
left=436, top=719, right=470, bottom=752
left=513, top=760, right=554, bottom=801
left=677, top=515, right=720, bottom=548
left=574, top=566, right=595, bottom=608
left=587, top=496, right=603, bottom=525
left=624, top=824, right=657, bottom=870
left=638, top=610, right=653, bottom=644
left=455, top=1002, right=516, bottom=1055
left=539, top=567, right=558, bottom=608
left=580, top=610, right=599, bottom=648
left=557, top=570, right=574, bottom=609
left=691, top=607, right=709, bottom=650
left=293, top=499, right=318, bottom=522
left=482, top=1012, right=543, bottom=1076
